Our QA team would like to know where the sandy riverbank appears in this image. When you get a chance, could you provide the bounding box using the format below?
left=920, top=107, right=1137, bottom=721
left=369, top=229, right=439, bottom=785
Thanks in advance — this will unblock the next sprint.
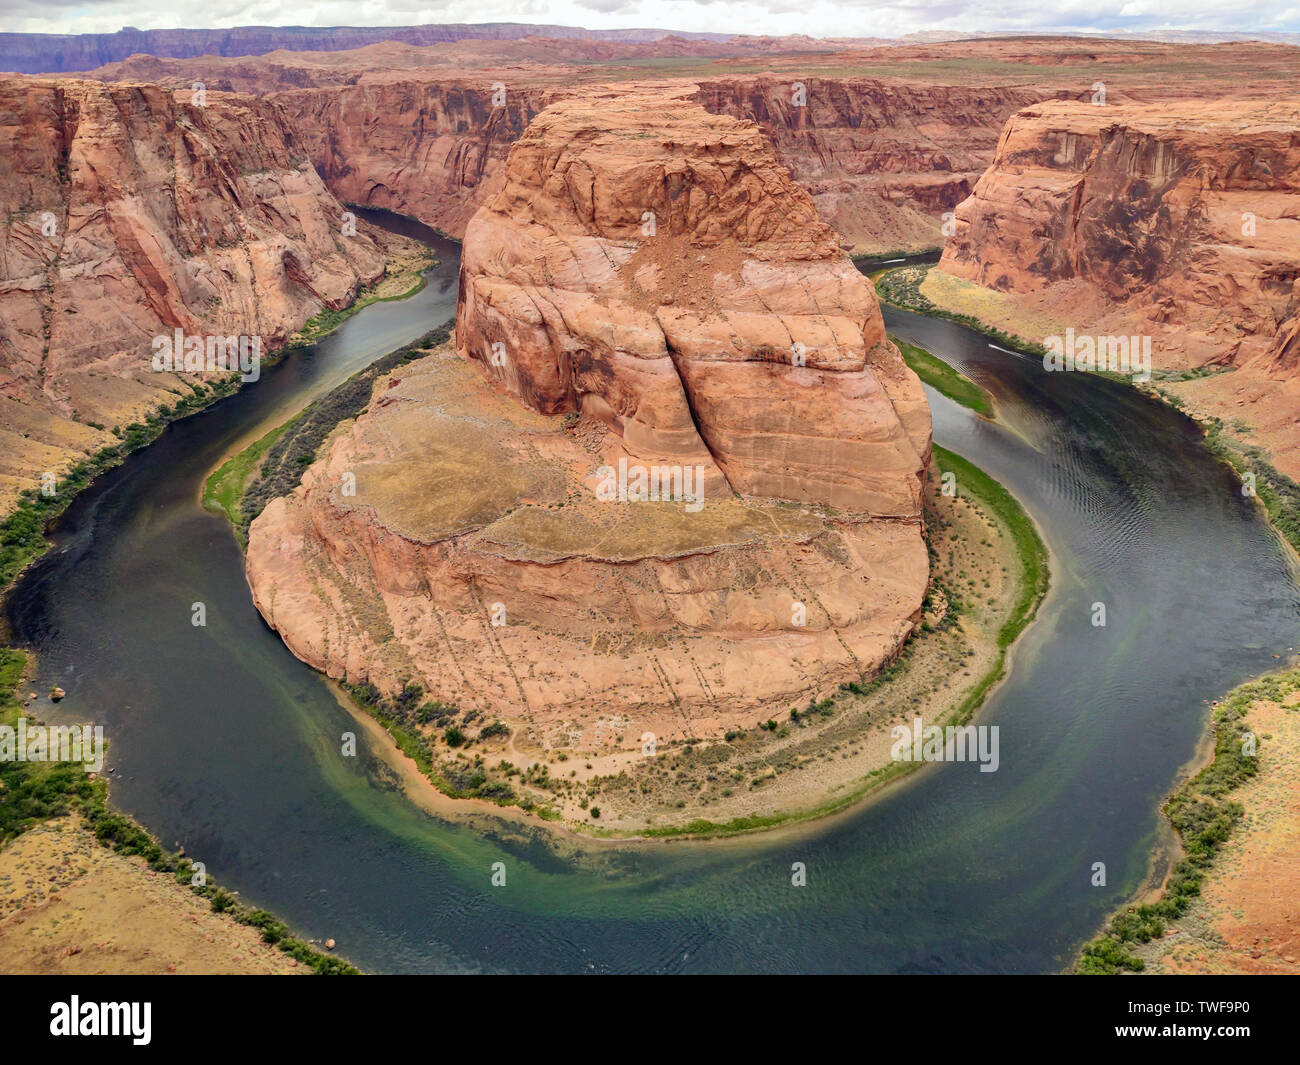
left=0, top=816, right=305, bottom=975
left=1138, top=670, right=1300, bottom=975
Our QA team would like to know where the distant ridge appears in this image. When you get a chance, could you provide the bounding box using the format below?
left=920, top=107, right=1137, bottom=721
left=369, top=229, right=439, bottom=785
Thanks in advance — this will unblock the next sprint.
left=3, top=22, right=1296, bottom=75
left=0, top=22, right=734, bottom=74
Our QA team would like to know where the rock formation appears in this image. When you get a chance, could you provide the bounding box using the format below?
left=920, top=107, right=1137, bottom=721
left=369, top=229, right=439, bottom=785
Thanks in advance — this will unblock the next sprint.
left=245, top=87, right=932, bottom=744
left=455, top=87, right=931, bottom=514
left=936, top=98, right=1300, bottom=474
left=0, top=78, right=388, bottom=509
left=694, top=77, right=1060, bottom=254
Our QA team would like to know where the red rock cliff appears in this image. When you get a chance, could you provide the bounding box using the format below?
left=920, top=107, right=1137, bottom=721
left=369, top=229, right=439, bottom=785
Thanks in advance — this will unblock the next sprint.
left=935, top=98, right=1300, bottom=473
left=0, top=78, right=388, bottom=508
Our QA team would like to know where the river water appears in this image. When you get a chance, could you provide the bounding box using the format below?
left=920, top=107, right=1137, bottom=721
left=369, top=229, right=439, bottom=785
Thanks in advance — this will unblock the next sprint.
left=5, top=228, right=1297, bottom=973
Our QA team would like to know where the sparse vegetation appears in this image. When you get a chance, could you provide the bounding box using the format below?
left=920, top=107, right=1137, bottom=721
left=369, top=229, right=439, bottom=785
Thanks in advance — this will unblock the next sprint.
left=1077, top=669, right=1297, bottom=974
left=1203, top=418, right=1300, bottom=554
left=0, top=647, right=355, bottom=973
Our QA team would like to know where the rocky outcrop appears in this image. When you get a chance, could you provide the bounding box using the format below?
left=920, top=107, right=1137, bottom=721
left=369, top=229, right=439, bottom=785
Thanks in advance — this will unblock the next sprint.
left=940, top=99, right=1300, bottom=364
left=935, top=98, right=1300, bottom=474
left=245, top=88, right=932, bottom=742
left=457, top=87, right=930, bottom=513
left=0, top=78, right=388, bottom=509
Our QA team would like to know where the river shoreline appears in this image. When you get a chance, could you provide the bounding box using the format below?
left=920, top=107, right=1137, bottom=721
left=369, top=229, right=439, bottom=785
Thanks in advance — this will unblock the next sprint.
left=874, top=262, right=1300, bottom=563
left=206, top=317, right=1049, bottom=840
left=0, top=217, right=438, bottom=976
left=872, top=261, right=1300, bottom=975
left=0, top=648, right=358, bottom=974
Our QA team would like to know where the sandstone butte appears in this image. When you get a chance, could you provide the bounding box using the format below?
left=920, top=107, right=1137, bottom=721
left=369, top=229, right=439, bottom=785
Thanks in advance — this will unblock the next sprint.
left=244, top=87, right=933, bottom=745
left=0, top=78, right=389, bottom=511
left=935, top=98, right=1300, bottom=478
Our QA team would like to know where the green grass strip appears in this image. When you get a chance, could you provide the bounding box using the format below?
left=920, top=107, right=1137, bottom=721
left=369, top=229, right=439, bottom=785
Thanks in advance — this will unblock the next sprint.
left=894, top=336, right=993, bottom=416
left=202, top=422, right=293, bottom=540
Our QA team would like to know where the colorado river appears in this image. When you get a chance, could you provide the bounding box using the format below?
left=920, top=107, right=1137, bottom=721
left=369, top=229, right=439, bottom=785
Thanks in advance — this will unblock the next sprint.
left=5, top=228, right=1297, bottom=973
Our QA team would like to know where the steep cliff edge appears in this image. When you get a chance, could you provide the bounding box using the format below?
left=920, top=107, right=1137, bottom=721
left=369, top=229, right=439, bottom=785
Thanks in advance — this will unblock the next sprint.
left=934, top=98, right=1300, bottom=476
left=694, top=77, right=1059, bottom=254
left=0, top=78, right=389, bottom=510
left=245, top=88, right=932, bottom=744
left=273, top=81, right=563, bottom=241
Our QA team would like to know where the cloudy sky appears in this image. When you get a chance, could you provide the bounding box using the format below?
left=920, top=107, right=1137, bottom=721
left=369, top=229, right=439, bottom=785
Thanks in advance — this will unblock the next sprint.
left=1, top=0, right=1297, bottom=39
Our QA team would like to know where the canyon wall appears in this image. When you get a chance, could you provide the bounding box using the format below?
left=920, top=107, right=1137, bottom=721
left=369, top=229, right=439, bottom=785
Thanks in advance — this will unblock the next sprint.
left=695, top=77, right=1061, bottom=253
left=245, top=88, right=932, bottom=742
left=0, top=78, right=389, bottom=510
left=265, top=75, right=1057, bottom=255
left=935, top=98, right=1300, bottom=473
left=273, top=82, right=565, bottom=240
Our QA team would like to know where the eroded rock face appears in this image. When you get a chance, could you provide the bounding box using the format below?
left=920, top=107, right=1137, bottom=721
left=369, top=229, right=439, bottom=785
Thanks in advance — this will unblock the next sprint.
left=941, top=100, right=1300, bottom=361
left=0, top=78, right=388, bottom=509
left=456, top=87, right=931, bottom=515
left=275, top=82, right=563, bottom=241
left=245, top=89, right=932, bottom=743
left=936, top=98, right=1300, bottom=474
left=694, top=77, right=1060, bottom=255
